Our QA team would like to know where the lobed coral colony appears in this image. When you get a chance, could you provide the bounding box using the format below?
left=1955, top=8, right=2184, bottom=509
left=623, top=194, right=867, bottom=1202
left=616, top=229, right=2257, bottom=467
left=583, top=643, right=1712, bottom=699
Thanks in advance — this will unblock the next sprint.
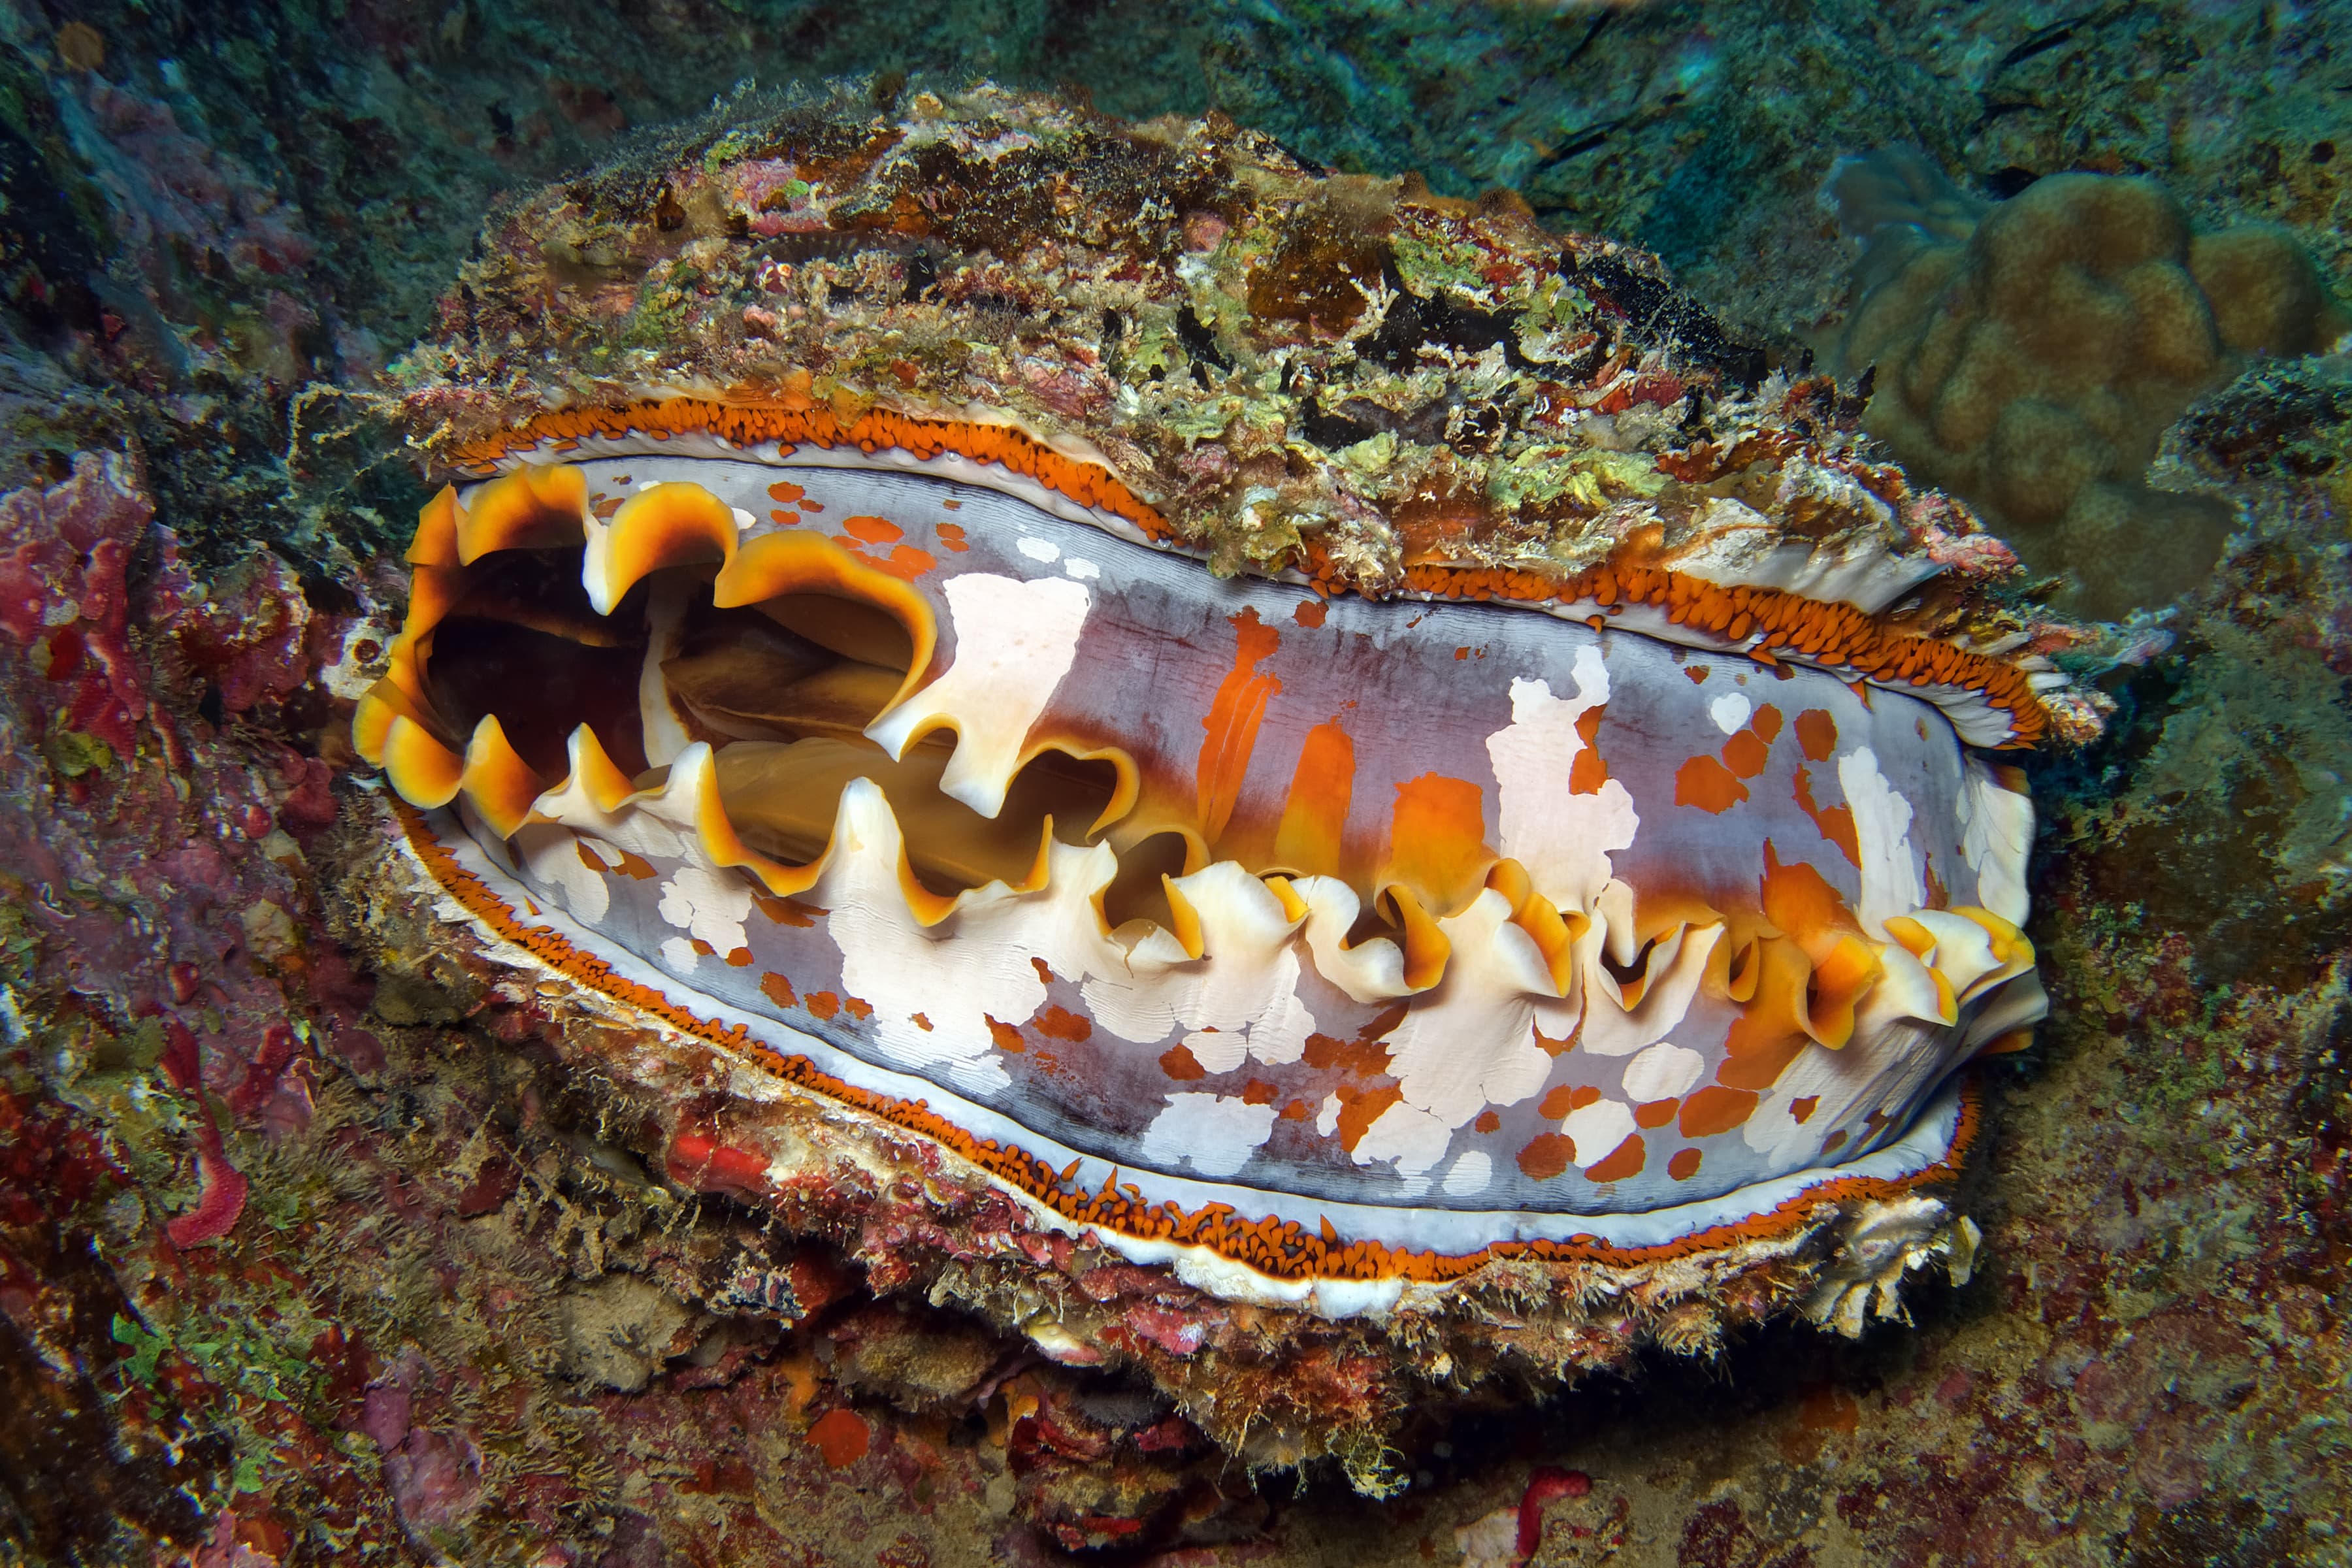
left=1828, top=148, right=2347, bottom=617
left=356, top=84, right=2083, bottom=1478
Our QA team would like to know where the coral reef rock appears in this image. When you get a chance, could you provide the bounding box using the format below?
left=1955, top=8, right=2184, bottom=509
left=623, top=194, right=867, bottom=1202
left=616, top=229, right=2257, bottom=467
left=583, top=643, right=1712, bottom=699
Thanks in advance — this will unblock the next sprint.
left=1829, top=148, right=2348, bottom=617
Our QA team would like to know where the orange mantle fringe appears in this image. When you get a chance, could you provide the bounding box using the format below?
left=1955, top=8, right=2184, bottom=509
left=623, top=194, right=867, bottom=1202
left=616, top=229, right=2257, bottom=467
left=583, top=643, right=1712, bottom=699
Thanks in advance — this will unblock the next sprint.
left=399, top=800, right=1981, bottom=1286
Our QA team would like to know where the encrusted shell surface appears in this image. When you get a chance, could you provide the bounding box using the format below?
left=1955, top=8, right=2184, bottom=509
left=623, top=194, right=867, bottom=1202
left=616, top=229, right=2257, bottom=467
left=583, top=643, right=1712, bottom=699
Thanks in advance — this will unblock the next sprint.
left=395, top=82, right=2087, bottom=732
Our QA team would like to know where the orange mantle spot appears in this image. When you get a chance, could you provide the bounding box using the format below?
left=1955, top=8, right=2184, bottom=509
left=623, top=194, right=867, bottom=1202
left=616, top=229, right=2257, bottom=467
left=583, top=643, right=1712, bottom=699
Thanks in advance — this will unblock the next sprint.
left=840, top=514, right=904, bottom=544
left=1675, top=753, right=1748, bottom=813
left=1569, top=704, right=1611, bottom=795
left=1795, top=766, right=1862, bottom=868
left=1273, top=720, right=1356, bottom=879
left=1196, top=607, right=1282, bottom=844
left=1516, top=1132, right=1575, bottom=1181
left=1585, top=1133, right=1646, bottom=1183
left=1795, top=707, right=1838, bottom=760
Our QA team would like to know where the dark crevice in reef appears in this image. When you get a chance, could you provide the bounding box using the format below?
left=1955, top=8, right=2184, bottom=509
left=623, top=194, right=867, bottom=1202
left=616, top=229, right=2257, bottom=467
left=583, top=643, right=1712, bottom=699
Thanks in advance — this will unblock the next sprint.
left=1362, top=265, right=1526, bottom=372
left=2286, top=995, right=2352, bottom=1290
left=0, top=1220, right=225, bottom=1557
left=1565, top=252, right=1771, bottom=391
left=2114, top=1494, right=2307, bottom=1568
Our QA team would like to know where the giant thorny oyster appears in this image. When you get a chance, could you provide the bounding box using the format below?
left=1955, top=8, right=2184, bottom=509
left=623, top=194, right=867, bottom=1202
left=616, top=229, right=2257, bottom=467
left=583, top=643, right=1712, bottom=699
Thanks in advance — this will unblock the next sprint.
left=351, top=82, right=2079, bottom=1480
